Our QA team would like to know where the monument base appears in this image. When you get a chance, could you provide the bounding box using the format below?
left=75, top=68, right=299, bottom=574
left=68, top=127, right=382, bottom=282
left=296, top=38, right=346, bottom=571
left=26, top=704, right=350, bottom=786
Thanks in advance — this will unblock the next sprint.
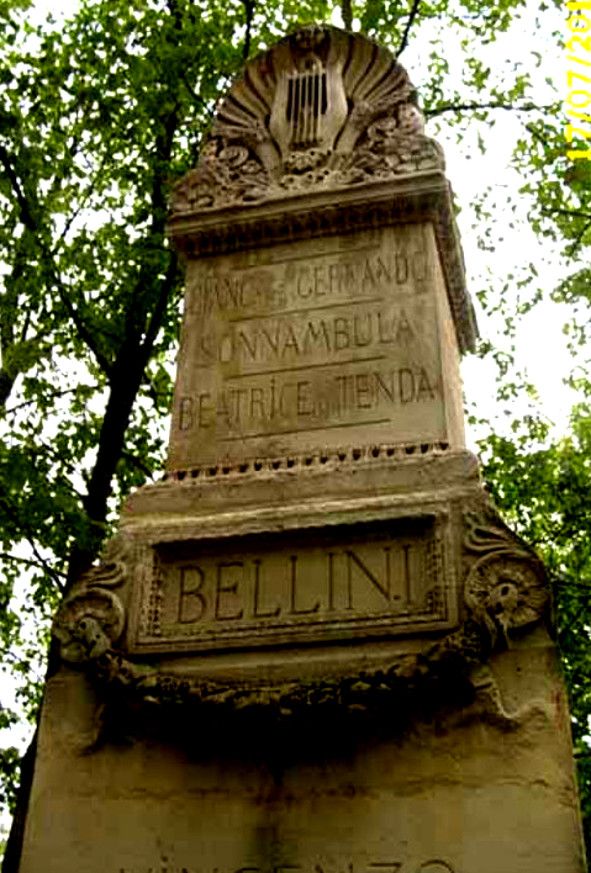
left=27, top=449, right=585, bottom=872
left=20, top=627, right=585, bottom=873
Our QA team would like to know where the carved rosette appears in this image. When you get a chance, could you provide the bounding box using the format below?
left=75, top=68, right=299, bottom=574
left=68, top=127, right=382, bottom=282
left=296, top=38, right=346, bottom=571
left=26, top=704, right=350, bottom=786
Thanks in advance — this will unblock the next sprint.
left=170, top=26, right=443, bottom=214
left=53, top=538, right=129, bottom=664
left=462, top=510, right=549, bottom=648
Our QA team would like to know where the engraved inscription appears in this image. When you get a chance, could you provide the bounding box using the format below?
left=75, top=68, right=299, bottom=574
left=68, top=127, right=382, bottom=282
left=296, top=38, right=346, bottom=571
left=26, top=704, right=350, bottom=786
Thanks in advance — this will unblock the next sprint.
left=189, top=307, right=418, bottom=368
left=177, top=366, right=437, bottom=439
left=130, top=517, right=455, bottom=655
left=167, top=224, right=452, bottom=468
left=186, top=248, right=431, bottom=319
left=174, top=542, right=419, bottom=625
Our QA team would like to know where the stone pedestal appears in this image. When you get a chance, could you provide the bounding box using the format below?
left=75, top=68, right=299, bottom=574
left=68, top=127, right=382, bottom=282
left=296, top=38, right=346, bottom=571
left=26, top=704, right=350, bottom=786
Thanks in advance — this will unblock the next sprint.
left=20, top=449, right=587, bottom=873
left=18, top=24, right=586, bottom=873
left=20, top=624, right=585, bottom=873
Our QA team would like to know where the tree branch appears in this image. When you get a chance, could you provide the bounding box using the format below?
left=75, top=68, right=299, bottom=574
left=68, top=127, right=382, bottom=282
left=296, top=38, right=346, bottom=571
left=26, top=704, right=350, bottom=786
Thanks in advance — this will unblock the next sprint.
left=141, top=252, right=178, bottom=355
left=4, top=385, right=98, bottom=417
left=2, top=730, right=38, bottom=873
left=141, top=372, right=165, bottom=410
left=541, top=207, right=591, bottom=220
left=120, top=450, right=156, bottom=481
left=21, top=541, right=65, bottom=592
left=243, top=0, right=255, bottom=61
left=425, top=101, right=549, bottom=118
left=0, top=142, right=113, bottom=379
left=66, top=47, right=183, bottom=587
left=0, top=496, right=66, bottom=592
left=0, top=552, right=66, bottom=585
left=396, top=0, right=421, bottom=57
left=0, top=144, right=38, bottom=231
left=180, top=71, right=207, bottom=110
left=567, top=217, right=591, bottom=257
left=51, top=147, right=113, bottom=255
left=341, top=0, right=352, bottom=31
left=525, top=122, right=550, bottom=150
left=0, top=372, right=16, bottom=408
left=44, top=264, right=113, bottom=377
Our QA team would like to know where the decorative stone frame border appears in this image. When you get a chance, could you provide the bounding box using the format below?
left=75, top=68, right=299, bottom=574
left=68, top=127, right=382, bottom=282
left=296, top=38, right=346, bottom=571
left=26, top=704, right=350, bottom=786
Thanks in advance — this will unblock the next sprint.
left=53, top=507, right=550, bottom=727
left=126, top=512, right=452, bottom=655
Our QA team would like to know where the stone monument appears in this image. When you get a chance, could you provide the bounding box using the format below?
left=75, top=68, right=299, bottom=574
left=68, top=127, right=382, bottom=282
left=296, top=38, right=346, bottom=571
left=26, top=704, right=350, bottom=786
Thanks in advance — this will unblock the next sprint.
left=18, top=25, right=586, bottom=873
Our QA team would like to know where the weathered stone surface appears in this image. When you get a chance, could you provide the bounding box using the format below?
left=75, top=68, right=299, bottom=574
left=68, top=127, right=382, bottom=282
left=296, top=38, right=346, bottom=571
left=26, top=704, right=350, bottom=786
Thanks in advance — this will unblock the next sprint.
left=166, top=25, right=474, bottom=476
left=49, top=470, right=551, bottom=730
left=19, top=634, right=586, bottom=873
left=18, top=23, right=587, bottom=873
left=168, top=222, right=465, bottom=472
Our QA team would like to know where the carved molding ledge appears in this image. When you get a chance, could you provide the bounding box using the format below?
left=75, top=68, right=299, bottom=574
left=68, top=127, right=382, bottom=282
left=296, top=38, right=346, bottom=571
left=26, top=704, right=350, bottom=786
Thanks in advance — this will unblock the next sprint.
left=52, top=508, right=550, bottom=728
left=162, top=439, right=453, bottom=483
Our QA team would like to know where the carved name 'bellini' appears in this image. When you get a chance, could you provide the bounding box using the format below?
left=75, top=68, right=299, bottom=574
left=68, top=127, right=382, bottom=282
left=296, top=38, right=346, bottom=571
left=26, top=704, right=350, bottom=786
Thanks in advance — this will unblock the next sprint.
left=129, top=517, right=456, bottom=654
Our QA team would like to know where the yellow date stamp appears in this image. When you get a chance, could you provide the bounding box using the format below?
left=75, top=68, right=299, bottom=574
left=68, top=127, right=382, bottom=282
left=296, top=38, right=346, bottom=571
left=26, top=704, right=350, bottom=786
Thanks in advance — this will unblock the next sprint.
left=565, top=0, right=591, bottom=159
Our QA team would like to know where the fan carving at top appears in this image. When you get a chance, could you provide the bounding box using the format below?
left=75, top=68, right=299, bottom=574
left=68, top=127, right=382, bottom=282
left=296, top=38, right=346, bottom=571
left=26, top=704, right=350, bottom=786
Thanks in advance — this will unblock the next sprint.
left=171, top=25, right=444, bottom=214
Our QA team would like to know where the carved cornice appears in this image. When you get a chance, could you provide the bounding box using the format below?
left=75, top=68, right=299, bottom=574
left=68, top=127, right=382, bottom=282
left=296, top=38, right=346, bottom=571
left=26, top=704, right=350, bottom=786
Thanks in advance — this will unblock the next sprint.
left=161, top=439, right=453, bottom=483
left=169, top=168, right=450, bottom=249
left=52, top=507, right=550, bottom=729
left=169, top=173, right=477, bottom=355
left=170, top=134, right=443, bottom=217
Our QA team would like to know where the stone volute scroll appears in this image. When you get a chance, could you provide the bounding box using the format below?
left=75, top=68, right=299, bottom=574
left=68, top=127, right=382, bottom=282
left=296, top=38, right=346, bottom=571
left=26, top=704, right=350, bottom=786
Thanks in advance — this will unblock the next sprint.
left=53, top=538, right=129, bottom=664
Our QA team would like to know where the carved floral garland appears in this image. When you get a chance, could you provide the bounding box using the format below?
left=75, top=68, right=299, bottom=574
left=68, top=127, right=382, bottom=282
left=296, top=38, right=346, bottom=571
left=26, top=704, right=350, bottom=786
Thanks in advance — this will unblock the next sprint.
left=170, top=131, right=443, bottom=215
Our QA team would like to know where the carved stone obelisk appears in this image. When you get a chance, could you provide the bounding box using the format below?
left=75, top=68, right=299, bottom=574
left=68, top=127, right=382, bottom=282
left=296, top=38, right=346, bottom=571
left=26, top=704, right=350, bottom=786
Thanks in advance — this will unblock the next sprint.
left=19, top=26, right=586, bottom=873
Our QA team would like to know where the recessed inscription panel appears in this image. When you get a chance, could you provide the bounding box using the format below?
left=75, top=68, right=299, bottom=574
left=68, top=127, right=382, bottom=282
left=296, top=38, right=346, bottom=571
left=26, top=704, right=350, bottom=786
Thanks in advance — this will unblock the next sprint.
left=129, top=517, right=455, bottom=654
left=167, top=224, right=454, bottom=470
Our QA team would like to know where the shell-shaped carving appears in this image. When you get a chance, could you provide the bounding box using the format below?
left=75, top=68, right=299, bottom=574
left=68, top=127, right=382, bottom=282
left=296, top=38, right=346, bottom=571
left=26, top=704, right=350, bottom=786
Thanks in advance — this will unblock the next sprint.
left=169, top=25, right=445, bottom=217
left=212, top=25, right=416, bottom=173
